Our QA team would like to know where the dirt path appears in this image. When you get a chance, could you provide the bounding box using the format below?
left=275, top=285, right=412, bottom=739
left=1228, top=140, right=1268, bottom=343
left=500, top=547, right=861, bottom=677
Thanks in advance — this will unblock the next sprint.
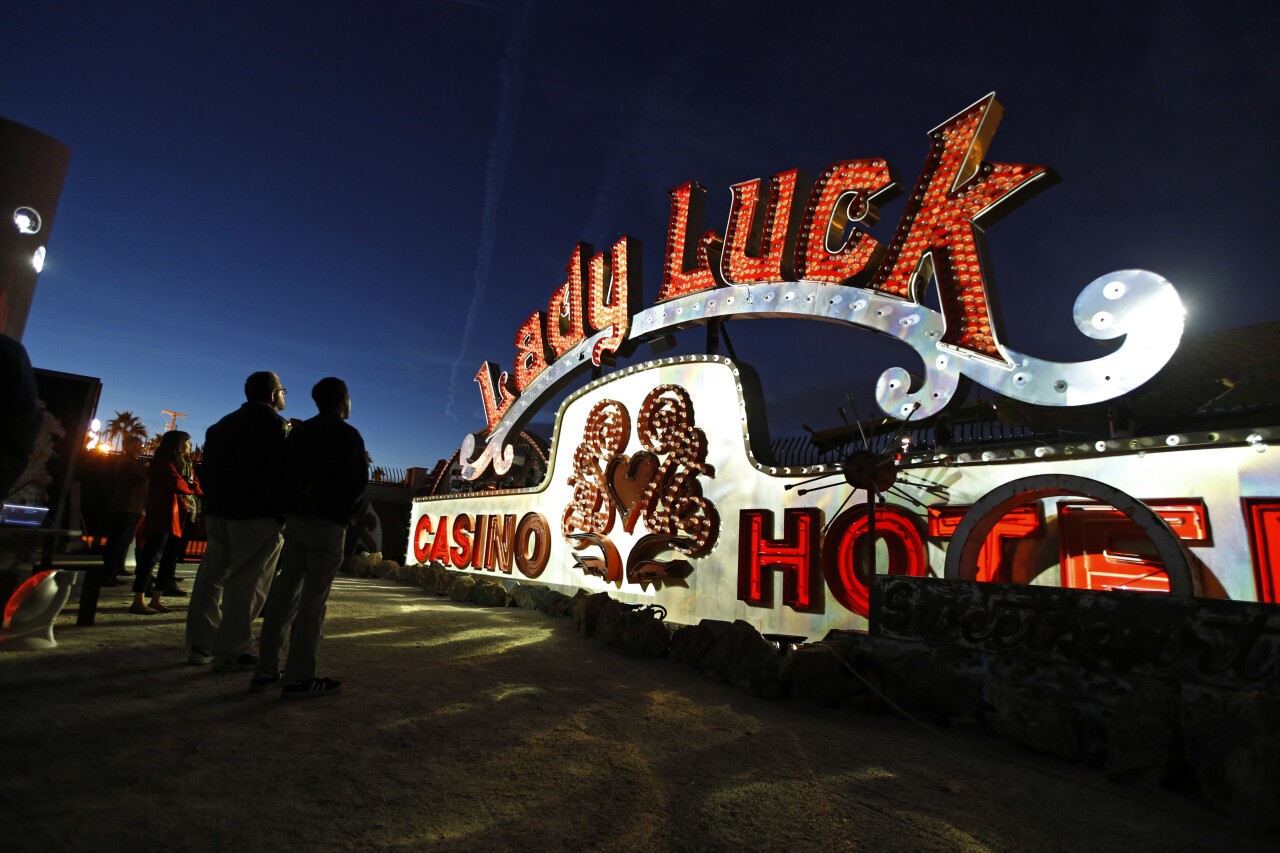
left=1, top=568, right=1270, bottom=852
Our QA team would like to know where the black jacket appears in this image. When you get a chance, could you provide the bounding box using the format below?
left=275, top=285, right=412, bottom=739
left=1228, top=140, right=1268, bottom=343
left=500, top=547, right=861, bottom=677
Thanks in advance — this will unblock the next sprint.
left=200, top=402, right=289, bottom=520
left=283, top=412, right=367, bottom=526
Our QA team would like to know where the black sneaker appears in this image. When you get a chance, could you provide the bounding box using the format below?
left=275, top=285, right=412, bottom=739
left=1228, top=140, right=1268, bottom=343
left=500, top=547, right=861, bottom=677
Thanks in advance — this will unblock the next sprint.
left=281, top=677, right=342, bottom=700
left=187, top=647, right=214, bottom=666
left=212, top=653, right=259, bottom=673
left=249, top=672, right=282, bottom=693
left=162, top=584, right=188, bottom=598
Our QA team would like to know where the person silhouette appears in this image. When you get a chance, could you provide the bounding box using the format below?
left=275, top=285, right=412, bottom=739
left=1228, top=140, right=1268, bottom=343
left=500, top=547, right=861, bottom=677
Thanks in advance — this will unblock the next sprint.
left=129, top=431, right=201, bottom=614
left=251, top=377, right=366, bottom=699
left=184, top=372, right=288, bottom=668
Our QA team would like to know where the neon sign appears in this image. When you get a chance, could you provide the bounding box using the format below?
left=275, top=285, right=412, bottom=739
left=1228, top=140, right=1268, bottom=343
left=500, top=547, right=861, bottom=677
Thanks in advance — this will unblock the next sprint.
left=410, top=94, right=1277, bottom=640
left=461, top=94, right=1185, bottom=481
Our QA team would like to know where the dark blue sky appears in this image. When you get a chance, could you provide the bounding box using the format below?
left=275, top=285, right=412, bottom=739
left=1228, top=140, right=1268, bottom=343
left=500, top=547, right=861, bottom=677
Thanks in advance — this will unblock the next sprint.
left=4, top=1, right=1278, bottom=470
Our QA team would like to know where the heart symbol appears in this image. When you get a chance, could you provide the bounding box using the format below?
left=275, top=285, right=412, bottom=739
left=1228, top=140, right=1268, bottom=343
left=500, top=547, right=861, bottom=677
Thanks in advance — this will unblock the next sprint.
left=606, top=451, right=660, bottom=533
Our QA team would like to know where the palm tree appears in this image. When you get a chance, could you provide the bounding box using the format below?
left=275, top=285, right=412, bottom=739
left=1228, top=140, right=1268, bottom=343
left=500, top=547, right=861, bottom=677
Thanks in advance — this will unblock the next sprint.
left=103, top=411, right=148, bottom=452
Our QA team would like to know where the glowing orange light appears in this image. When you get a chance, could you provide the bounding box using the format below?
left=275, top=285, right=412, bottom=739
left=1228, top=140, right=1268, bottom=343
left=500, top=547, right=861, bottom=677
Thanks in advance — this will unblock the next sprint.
left=484, top=514, right=517, bottom=573
left=513, top=312, right=551, bottom=394
left=794, top=159, right=897, bottom=283
left=657, top=181, right=723, bottom=302
left=563, top=399, right=629, bottom=539
left=1058, top=500, right=1209, bottom=593
left=474, top=362, right=517, bottom=432
left=868, top=94, right=1055, bottom=363
left=722, top=169, right=810, bottom=285
left=586, top=236, right=640, bottom=366
left=545, top=243, right=590, bottom=359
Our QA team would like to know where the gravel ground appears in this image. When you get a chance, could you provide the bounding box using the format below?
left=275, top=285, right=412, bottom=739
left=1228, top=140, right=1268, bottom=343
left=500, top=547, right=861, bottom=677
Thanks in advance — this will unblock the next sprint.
left=1, top=564, right=1273, bottom=852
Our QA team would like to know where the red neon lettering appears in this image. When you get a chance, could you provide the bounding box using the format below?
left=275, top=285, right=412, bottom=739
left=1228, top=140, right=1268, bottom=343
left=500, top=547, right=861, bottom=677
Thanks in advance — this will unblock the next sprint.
left=1244, top=499, right=1280, bottom=604
left=450, top=514, right=474, bottom=569
left=474, top=361, right=517, bottom=432
left=794, top=159, right=898, bottom=284
left=722, top=169, right=810, bottom=285
left=657, top=181, right=723, bottom=302
left=513, top=312, right=551, bottom=393
left=586, top=236, right=641, bottom=367
left=545, top=243, right=590, bottom=359
left=823, top=506, right=927, bottom=617
left=738, top=508, right=821, bottom=610
left=412, top=514, right=434, bottom=564
left=928, top=504, right=1043, bottom=583
left=867, top=94, right=1055, bottom=364
left=1058, top=500, right=1210, bottom=594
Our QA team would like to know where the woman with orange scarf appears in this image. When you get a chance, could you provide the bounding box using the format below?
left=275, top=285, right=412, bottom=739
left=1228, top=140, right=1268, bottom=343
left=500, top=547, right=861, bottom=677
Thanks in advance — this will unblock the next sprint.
left=130, top=430, right=202, bottom=615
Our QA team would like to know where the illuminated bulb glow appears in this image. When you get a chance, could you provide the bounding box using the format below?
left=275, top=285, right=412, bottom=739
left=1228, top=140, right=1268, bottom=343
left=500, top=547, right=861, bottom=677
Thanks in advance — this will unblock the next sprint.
left=867, top=94, right=1052, bottom=364
left=545, top=244, right=590, bottom=359
left=794, top=159, right=894, bottom=283
left=512, top=312, right=551, bottom=393
left=473, top=361, right=517, bottom=429
left=723, top=169, right=807, bottom=284
left=586, top=236, right=640, bottom=366
left=657, top=182, right=722, bottom=302
left=32, top=246, right=45, bottom=273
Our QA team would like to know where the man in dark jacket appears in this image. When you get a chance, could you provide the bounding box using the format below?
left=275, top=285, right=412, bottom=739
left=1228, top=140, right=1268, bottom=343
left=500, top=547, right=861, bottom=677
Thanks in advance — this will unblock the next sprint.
left=185, top=371, right=289, bottom=668
left=251, top=377, right=366, bottom=699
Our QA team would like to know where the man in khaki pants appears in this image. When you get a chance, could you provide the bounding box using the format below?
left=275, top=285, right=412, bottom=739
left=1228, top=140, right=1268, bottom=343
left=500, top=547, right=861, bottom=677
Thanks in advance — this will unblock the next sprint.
left=185, top=372, right=289, bottom=670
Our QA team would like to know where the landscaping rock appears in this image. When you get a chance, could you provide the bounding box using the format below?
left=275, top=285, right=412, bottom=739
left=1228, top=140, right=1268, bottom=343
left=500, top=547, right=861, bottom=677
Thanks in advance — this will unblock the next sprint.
left=782, top=642, right=865, bottom=708
left=572, top=591, right=612, bottom=637
left=539, top=590, right=576, bottom=617
left=700, top=620, right=784, bottom=699
left=472, top=580, right=510, bottom=607
left=510, top=583, right=550, bottom=611
left=669, top=620, right=731, bottom=668
left=986, top=679, right=1084, bottom=762
left=1103, top=677, right=1185, bottom=786
left=1182, top=688, right=1280, bottom=830
left=419, top=564, right=458, bottom=597
left=595, top=598, right=636, bottom=648
left=449, top=574, right=477, bottom=602
left=405, top=563, right=430, bottom=587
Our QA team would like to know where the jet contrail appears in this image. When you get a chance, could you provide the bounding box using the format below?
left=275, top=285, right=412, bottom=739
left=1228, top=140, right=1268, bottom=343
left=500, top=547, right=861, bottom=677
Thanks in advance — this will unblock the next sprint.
left=444, top=1, right=529, bottom=420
